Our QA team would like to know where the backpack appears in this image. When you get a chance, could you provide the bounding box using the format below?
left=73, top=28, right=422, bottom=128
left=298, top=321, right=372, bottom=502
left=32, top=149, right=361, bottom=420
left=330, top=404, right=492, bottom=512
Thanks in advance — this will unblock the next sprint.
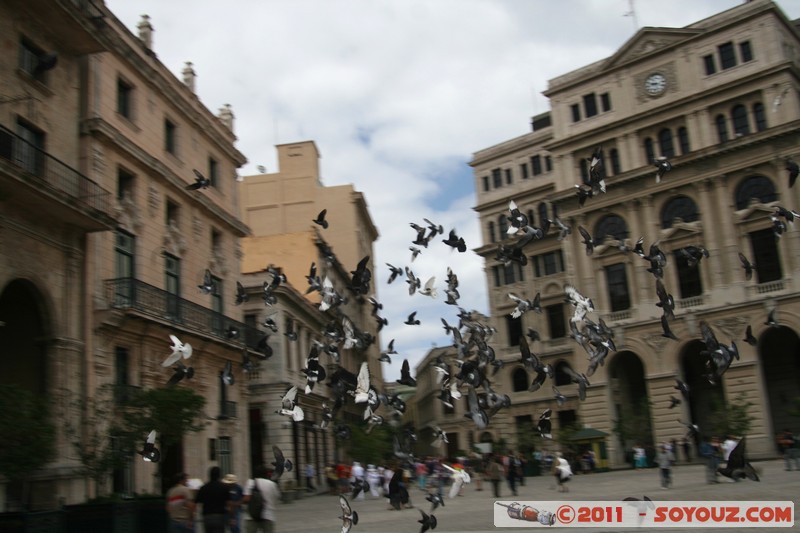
left=248, top=479, right=265, bottom=521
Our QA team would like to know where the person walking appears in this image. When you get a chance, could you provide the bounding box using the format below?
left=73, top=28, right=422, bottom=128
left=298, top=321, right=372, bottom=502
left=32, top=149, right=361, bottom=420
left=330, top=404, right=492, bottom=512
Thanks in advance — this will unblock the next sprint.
left=305, top=463, right=316, bottom=493
left=325, top=463, right=338, bottom=495
left=777, top=429, right=799, bottom=471
left=486, top=455, right=502, bottom=498
left=554, top=453, right=572, bottom=493
left=415, top=459, right=428, bottom=490
left=633, top=444, right=647, bottom=469
left=351, top=461, right=365, bottom=500
left=700, top=436, right=720, bottom=484
left=165, top=472, right=195, bottom=533
left=366, top=464, right=381, bottom=498
left=657, top=444, right=675, bottom=489
left=506, top=451, right=518, bottom=496
left=223, top=474, right=244, bottom=533
left=242, top=465, right=280, bottom=533
left=194, top=466, right=231, bottom=533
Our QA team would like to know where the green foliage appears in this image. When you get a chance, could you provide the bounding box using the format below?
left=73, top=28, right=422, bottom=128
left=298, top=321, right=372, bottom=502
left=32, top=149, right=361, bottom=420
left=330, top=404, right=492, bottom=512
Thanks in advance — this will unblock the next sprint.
left=611, top=398, right=654, bottom=447
left=341, top=423, right=393, bottom=465
left=709, top=392, right=754, bottom=437
left=118, top=386, right=207, bottom=448
left=555, top=423, right=581, bottom=452
left=0, top=384, right=55, bottom=483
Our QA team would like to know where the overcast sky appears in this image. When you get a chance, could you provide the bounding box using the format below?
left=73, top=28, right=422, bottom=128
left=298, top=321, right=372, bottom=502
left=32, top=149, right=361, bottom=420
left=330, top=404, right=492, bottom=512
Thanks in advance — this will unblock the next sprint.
left=107, top=0, right=800, bottom=382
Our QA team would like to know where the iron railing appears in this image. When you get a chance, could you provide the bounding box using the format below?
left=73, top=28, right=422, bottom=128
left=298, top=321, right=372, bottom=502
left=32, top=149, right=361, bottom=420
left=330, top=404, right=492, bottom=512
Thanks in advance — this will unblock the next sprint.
left=0, top=124, right=112, bottom=216
left=105, top=278, right=263, bottom=349
left=219, top=401, right=237, bottom=419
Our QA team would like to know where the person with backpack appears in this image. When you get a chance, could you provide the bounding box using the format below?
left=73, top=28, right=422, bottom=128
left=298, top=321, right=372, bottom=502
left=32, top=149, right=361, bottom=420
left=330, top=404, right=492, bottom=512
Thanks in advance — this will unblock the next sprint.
left=242, top=465, right=280, bottom=533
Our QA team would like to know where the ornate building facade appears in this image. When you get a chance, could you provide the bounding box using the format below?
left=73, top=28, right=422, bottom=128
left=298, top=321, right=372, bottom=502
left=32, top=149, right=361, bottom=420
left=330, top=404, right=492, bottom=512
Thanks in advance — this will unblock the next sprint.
left=465, top=0, right=799, bottom=466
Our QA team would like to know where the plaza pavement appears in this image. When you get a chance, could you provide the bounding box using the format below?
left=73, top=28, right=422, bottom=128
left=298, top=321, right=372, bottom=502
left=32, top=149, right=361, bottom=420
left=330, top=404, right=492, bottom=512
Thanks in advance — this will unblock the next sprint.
left=267, top=460, right=798, bottom=533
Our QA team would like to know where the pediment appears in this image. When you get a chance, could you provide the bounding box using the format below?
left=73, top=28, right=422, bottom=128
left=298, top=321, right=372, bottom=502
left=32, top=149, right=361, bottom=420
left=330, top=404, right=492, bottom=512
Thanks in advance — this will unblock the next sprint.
left=593, top=236, right=628, bottom=258
left=736, top=202, right=775, bottom=223
left=658, top=220, right=703, bottom=243
left=605, top=28, right=702, bottom=69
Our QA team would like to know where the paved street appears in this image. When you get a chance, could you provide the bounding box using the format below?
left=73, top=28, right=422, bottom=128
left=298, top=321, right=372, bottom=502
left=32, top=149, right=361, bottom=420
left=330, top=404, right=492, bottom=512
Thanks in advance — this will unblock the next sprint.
left=267, top=460, right=797, bottom=532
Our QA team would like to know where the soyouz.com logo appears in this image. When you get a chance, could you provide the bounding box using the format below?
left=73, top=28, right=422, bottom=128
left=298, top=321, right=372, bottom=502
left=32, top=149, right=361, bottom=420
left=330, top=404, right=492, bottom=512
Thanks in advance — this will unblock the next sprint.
left=493, top=501, right=795, bottom=528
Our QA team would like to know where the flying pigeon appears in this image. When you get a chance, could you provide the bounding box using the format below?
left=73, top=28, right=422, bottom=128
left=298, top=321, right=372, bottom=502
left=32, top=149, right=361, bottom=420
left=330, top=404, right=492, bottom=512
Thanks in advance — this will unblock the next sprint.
left=418, top=509, right=438, bottom=533
left=220, top=360, right=234, bottom=386
left=743, top=325, right=757, bottom=346
left=364, top=413, right=384, bottom=434
left=442, top=229, right=467, bottom=252
left=352, top=362, right=370, bottom=404
left=655, top=279, right=675, bottom=320
left=551, top=216, right=572, bottom=240
left=386, top=263, right=403, bottom=284
left=409, top=246, right=422, bottom=262
left=425, top=492, right=445, bottom=512
left=418, top=276, right=437, bottom=298
left=397, top=359, right=417, bottom=387
left=738, top=252, right=755, bottom=281
left=465, top=386, right=488, bottom=429
left=271, top=445, right=293, bottom=480
left=162, top=335, right=193, bottom=367
left=186, top=169, right=210, bottom=190
left=654, top=156, right=672, bottom=183
left=198, top=269, right=215, bottom=294
left=563, top=365, right=590, bottom=401
left=578, top=225, right=594, bottom=255
left=138, top=430, right=160, bottom=462
left=234, top=281, right=248, bottom=305
left=350, top=478, right=370, bottom=500
left=717, top=437, right=759, bottom=481
left=660, top=315, right=678, bottom=341
left=276, top=386, right=304, bottom=421
left=553, top=386, right=567, bottom=407
left=339, top=495, right=359, bottom=533
left=668, top=396, right=681, bottom=409
left=430, top=426, right=449, bottom=448
left=379, top=338, right=396, bottom=364
left=313, top=208, right=328, bottom=229
left=537, top=408, right=552, bottom=439
left=674, top=378, right=690, bottom=401
left=680, top=245, right=709, bottom=269
left=765, top=308, right=779, bottom=328
left=404, top=312, right=421, bottom=326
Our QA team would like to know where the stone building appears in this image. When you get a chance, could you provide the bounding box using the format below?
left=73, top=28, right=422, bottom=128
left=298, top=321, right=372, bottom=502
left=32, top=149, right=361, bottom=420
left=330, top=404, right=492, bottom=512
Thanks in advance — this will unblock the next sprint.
left=463, top=0, right=798, bottom=467
left=1, top=1, right=255, bottom=507
left=239, top=141, right=384, bottom=488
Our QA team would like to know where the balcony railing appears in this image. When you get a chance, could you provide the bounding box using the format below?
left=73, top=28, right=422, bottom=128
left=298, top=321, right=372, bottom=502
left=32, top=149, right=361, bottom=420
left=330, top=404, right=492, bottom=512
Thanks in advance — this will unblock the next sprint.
left=0, top=124, right=113, bottom=218
left=606, top=309, right=632, bottom=322
left=219, top=401, right=237, bottom=419
left=105, top=278, right=263, bottom=349
left=678, top=295, right=704, bottom=308
left=755, top=280, right=784, bottom=294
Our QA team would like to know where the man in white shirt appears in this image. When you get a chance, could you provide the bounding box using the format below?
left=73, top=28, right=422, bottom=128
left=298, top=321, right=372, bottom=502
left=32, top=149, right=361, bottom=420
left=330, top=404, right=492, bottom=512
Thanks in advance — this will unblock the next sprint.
left=351, top=461, right=365, bottom=500
left=242, top=465, right=280, bottom=533
left=722, top=436, right=738, bottom=462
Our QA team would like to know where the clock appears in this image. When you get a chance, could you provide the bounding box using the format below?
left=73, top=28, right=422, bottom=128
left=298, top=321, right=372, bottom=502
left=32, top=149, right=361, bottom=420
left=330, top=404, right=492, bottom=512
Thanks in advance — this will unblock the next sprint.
left=645, top=73, right=667, bottom=96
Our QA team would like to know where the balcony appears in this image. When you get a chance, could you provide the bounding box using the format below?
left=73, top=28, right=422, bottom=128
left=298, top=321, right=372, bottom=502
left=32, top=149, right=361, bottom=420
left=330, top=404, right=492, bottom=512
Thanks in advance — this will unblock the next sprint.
left=8, top=0, right=108, bottom=55
left=678, top=295, right=704, bottom=309
left=104, top=278, right=263, bottom=350
left=219, top=401, right=237, bottom=420
left=0, top=125, right=116, bottom=231
left=753, top=280, right=784, bottom=295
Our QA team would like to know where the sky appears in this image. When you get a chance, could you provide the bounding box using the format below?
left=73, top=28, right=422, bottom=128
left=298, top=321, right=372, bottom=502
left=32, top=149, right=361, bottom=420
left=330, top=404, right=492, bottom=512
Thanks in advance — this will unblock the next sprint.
left=107, top=0, right=800, bottom=383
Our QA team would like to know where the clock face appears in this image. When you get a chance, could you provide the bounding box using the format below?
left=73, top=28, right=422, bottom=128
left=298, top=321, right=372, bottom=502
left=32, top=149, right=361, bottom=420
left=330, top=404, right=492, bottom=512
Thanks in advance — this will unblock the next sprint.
left=645, top=73, right=667, bottom=96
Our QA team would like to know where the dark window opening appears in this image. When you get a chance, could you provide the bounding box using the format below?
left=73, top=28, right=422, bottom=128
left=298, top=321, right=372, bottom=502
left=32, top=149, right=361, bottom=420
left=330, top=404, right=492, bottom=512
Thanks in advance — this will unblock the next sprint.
left=520, top=163, right=529, bottom=180
left=506, top=315, right=522, bottom=347
left=164, top=119, right=177, bottom=154
left=732, top=104, right=750, bottom=136
left=703, top=54, right=716, bottom=75
left=677, top=127, right=690, bottom=155
left=117, top=168, right=135, bottom=202
left=734, top=176, right=777, bottom=210
left=512, top=369, right=529, bottom=392
left=719, top=42, right=736, bottom=70
left=482, top=176, right=489, bottom=192
left=554, top=361, right=573, bottom=386
left=488, top=221, right=496, bottom=244
left=660, top=195, right=699, bottom=229
left=532, top=155, right=542, bottom=176
left=716, top=115, right=728, bottom=143
left=505, top=168, right=513, bottom=185
left=739, top=41, right=753, bottom=63
left=546, top=304, right=566, bottom=339
left=492, top=168, right=502, bottom=188
left=584, top=93, right=598, bottom=118
left=545, top=156, right=552, bottom=172
left=19, top=38, right=49, bottom=83
left=658, top=128, right=675, bottom=159
left=594, top=214, right=628, bottom=243
left=753, top=103, right=766, bottom=132
left=571, top=104, right=581, bottom=123
left=609, top=148, right=620, bottom=176
left=208, top=157, right=219, bottom=188
left=749, top=228, right=782, bottom=283
left=644, top=137, right=655, bottom=163
left=605, top=263, right=631, bottom=312
left=600, top=92, right=611, bottom=112
left=674, top=250, right=703, bottom=298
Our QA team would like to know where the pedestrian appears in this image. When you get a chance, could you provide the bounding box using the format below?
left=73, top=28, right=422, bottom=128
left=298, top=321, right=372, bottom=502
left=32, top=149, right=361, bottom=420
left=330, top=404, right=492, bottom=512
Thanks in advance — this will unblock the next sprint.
left=223, top=474, right=243, bottom=533
left=657, top=444, right=675, bottom=489
left=700, top=436, right=720, bottom=484
left=722, top=435, right=738, bottom=463
left=337, top=462, right=351, bottom=495
left=486, top=454, right=502, bottom=498
left=516, top=452, right=526, bottom=486
left=777, top=429, right=799, bottom=471
left=383, top=463, right=394, bottom=499
left=351, top=461, right=365, bottom=500
left=325, top=463, right=338, bottom=495
left=305, top=463, right=316, bottom=493
left=165, top=472, right=195, bottom=533
left=682, top=438, right=691, bottom=462
left=472, top=454, right=484, bottom=491
left=506, top=451, right=518, bottom=496
left=553, top=453, right=572, bottom=492
left=194, top=466, right=231, bottom=533
left=416, top=459, right=428, bottom=490
left=366, top=464, right=381, bottom=497
left=633, top=444, right=647, bottom=469
left=242, top=465, right=280, bottom=533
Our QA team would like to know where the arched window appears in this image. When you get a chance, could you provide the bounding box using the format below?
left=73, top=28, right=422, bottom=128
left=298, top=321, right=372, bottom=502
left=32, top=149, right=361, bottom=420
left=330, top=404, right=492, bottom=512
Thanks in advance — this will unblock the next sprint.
left=716, top=114, right=728, bottom=143
left=498, top=215, right=508, bottom=238
left=488, top=221, right=496, bottom=243
left=753, top=102, right=767, bottom=132
left=554, top=361, right=573, bottom=386
left=658, top=128, right=675, bottom=159
left=538, top=203, right=548, bottom=226
left=644, top=137, right=655, bottom=163
left=677, top=127, right=690, bottom=155
left=594, top=214, right=628, bottom=243
left=735, top=175, right=777, bottom=210
left=609, top=148, right=621, bottom=175
left=732, top=104, right=750, bottom=136
left=661, top=195, right=700, bottom=229
left=512, top=367, right=529, bottom=392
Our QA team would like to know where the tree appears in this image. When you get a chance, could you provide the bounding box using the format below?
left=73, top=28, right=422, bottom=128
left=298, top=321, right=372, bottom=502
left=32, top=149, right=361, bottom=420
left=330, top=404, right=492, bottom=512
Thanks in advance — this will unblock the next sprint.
left=709, top=392, right=755, bottom=437
left=611, top=398, right=654, bottom=449
left=0, top=384, right=56, bottom=508
left=342, top=423, right=393, bottom=465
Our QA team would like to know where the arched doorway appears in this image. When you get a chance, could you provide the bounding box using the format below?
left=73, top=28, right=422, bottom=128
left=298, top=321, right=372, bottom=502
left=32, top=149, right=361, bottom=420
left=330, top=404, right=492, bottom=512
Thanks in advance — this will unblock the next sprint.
left=0, top=279, right=49, bottom=393
left=608, top=351, right=653, bottom=463
left=758, top=326, right=800, bottom=450
left=680, top=340, right=724, bottom=442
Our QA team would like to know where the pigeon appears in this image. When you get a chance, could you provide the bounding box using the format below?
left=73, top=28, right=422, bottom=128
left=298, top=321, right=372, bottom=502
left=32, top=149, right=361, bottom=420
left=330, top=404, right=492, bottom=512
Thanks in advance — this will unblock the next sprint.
left=162, top=335, right=193, bottom=367
left=409, top=246, right=422, bottom=261
left=234, top=281, right=248, bottom=305
left=578, top=225, right=594, bottom=255
left=563, top=365, right=590, bottom=401
left=313, top=208, right=328, bottom=229
left=585, top=145, right=606, bottom=194
left=743, top=325, right=757, bottom=346
left=379, top=339, right=396, bottom=363
left=335, top=424, right=352, bottom=440
left=508, top=292, right=541, bottom=319
left=419, top=276, right=437, bottom=298
left=774, top=205, right=799, bottom=225
left=575, top=185, right=594, bottom=207
left=552, top=385, right=567, bottom=407
left=526, top=327, right=541, bottom=342
left=674, top=378, right=690, bottom=401
left=442, top=229, right=467, bottom=252
left=339, top=495, right=359, bottom=533
left=350, top=478, right=369, bottom=500
left=418, top=509, right=438, bottom=533
left=464, top=386, right=488, bottom=429
left=186, top=169, right=210, bottom=190
left=302, top=346, right=327, bottom=394
left=198, top=269, right=215, bottom=294
left=537, top=408, right=552, bottom=439
left=352, top=362, right=370, bottom=404
left=364, top=414, right=384, bottom=434
left=655, top=279, right=675, bottom=320
left=404, top=312, right=421, bottom=326
left=678, top=419, right=700, bottom=440
left=717, top=437, right=759, bottom=481
left=240, top=346, right=254, bottom=374
left=738, top=253, right=755, bottom=281
left=564, top=284, right=594, bottom=321
left=405, top=267, right=421, bottom=295
left=182, top=353, right=218, bottom=392
left=654, top=156, right=672, bottom=183
left=425, top=492, right=445, bottom=512
left=220, top=360, right=234, bottom=386
left=277, top=386, right=304, bottom=421
left=661, top=314, right=678, bottom=340
left=442, top=463, right=470, bottom=499
left=272, top=445, right=293, bottom=480
left=786, top=158, right=798, bottom=188
left=138, top=430, right=160, bottom=462
left=430, top=426, right=449, bottom=448
left=668, top=396, right=681, bottom=409
left=386, top=263, right=404, bottom=284
left=444, top=267, right=460, bottom=305
left=517, top=335, right=551, bottom=392
left=349, top=255, right=372, bottom=295
left=551, top=216, right=572, bottom=240
left=771, top=215, right=787, bottom=238
left=397, top=359, right=417, bottom=387
left=680, top=245, right=709, bottom=269
left=255, top=334, right=273, bottom=360
left=765, top=308, right=779, bottom=328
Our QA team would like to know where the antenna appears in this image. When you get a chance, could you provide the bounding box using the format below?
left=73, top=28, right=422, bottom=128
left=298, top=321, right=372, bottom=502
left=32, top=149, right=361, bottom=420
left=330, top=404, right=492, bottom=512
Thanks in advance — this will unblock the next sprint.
left=623, top=0, right=639, bottom=32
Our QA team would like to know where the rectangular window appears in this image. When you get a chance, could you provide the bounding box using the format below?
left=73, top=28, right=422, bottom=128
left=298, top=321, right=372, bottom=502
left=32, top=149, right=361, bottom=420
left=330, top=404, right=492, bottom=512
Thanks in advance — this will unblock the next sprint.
left=15, top=119, right=45, bottom=176
left=583, top=93, right=598, bottom=118
left=546, top=304, right=566, bottom=339
left=506, top=315, right=522, bottom=347
left=117, top=78, right=133, bottom=119
left=482, top=176, right=490, bottom=191
left=164, top=118, right=177, bottom=154
left=211, top=275, right=223, bottom=334
left=19, top=38, right=48, bottom=83
left=703, top=54, right=716, bottom=75
left=543, top=251, right=559, bottom=275
left=208, top=157, right=219, bottom=188
left=718, top=42, right=736, bottom=70
left=504, top=168, right=513, bottom=185
left=545, top=156, right=552, bottom=172
left=503, top=264, right=516, bottom=285
left=208, top=438, right=217, bottom=461
left=605, top=263, right=631, bottom=312
left=600, top=92, right=611, bottom=112
left=492, top=168, right=502, bottom=188
left=674, top=250, right=702, bottom=299
left=571, top=104, right=581, bottom=123
left=493, top=266, right=501, bottom=287
left=531, top=155, right=542, bottom=176
left=166, top=200, right=179, bottom=228
left=114, top=347, right=130, bottom=405
left=117, top=168, right=134, bottom=202
left=115, top=230, right=136, bottom=280
left=165, top=253, right=181, bottom=319
left=750, top=228, right=782, bottom=283
left=520, top=163, right=529, bottom=180
left=557, top=409, right=577, bottom=429
left=532, top=256, right=541, bottom=278
left=739, top=41, right=753, bottom=63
